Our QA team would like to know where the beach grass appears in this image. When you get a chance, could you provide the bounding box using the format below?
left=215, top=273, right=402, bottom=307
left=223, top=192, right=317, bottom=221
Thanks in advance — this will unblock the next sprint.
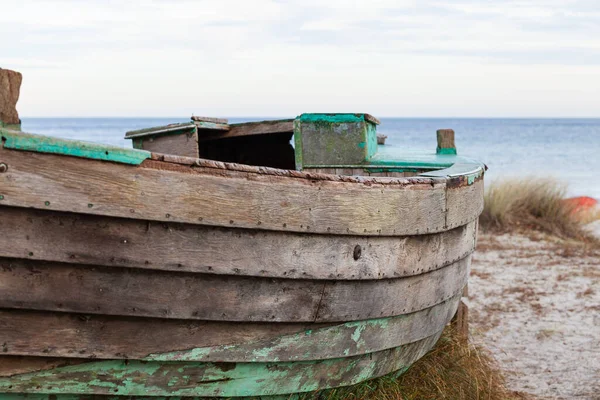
left=298, top=325, right=523, bottom=400
left=479, top=178, right=599, bottom=243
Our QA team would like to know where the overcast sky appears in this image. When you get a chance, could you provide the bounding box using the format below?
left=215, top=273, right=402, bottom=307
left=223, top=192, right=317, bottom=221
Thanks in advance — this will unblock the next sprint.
left=2, top=0, right=600, bottom=117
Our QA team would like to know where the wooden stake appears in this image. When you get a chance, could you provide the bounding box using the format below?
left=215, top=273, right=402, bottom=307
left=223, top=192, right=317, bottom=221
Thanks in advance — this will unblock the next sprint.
left=436, top=129, right=456, bottom=155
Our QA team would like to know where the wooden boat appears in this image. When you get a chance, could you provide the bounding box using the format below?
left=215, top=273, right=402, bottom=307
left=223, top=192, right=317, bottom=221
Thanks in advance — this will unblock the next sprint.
left=0, top=70, right=484, bottom=398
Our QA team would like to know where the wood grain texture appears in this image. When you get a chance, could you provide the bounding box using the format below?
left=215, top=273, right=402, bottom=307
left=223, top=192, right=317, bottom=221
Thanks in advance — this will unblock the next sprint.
left=191, top=116, right=228, bottom=124
left=197, top=119, right=293, bottom=142
left=0, top=69, right=22, bottom=125
left=133, top=129, right=199, bottom=158
left=436, top=129, right=456, bottom=154
left=0, top=296, right=458, bottom=362
left=0, top=332, right=442, bottom=397
left=0, top=310, right=330, bottom=361
left=0, top=146, right=476, bottom=235
left=146, top=295, right=460, bottom=363
left=0, top=207, right=476, bottom=280
left=446, top=178, right=484, bottom=228
left=0, top=256, right=469, bottom=322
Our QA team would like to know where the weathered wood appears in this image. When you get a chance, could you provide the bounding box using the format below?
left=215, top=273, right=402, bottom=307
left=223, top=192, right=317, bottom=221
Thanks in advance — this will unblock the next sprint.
left=308, top=167, right=413, bottom=177
left=446, top=178, right=484, bottom=228
left=124, top=123, right=196, bottom=139
left=0, top=146, right=480, bottom=236
left=191, top=116, right=228, bottom=124
left=197, top=119, right=294, bottom=142
left=132, top=128, right=199, bottom=158
left=194, top=121, right=230, bottom=131
left=0, top=207, right=476, bottom=280
left=377, top=134, right=387, bottom=145
left=0, top=357, right=87, bottom=377
left=294, top=114, right=378, bottom=167
left=148, top=295, right=460, bottom=363
left=0, top=332, right=442, bottom=397
left=0, top=256, right=469, bottom=322
left=454, top=299, right=469, bottom=339
left=0, top=295, right=459, bottom=362
left=0, top=310, right=330, bottom=361
left=436, top=129, right=456, bottom=155
left=0, top=69, right=22, bottom=125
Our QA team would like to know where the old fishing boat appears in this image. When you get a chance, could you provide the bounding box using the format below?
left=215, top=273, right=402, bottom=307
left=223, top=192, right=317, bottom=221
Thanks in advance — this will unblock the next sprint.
left=0, top=69, right=484, bottom=398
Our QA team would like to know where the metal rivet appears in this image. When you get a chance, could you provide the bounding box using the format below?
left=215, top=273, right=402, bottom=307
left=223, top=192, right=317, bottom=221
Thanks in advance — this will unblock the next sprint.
left=88, top=204, right=93, bottom=208
left=0, top=163, right=7, bottom=173
left=44, top=201, right=50, bottom=206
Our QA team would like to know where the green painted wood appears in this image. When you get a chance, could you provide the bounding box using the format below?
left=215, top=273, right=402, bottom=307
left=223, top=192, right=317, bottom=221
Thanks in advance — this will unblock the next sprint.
left=294, top=113, right=378, bottom=168
left=0, top=121, right=21, bottom=131
left=1, top=130, right=150, bottom=165
left=195, top=120, right=230, bottom=131
left=0, top=332, right=441, bottom=397
left=146, top=294, right=460, bottom=362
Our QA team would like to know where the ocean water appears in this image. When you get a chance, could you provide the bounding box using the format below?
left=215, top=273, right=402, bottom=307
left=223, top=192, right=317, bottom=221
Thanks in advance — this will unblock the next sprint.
left=19, top=117, right=600, bottom=199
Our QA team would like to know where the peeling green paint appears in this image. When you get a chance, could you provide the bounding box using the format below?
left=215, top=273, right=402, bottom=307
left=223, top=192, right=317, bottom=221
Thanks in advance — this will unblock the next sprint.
left=0, top=333, right=441, bottom=398
left=1, top=129, right=150, bottom=165
left=298, top=113, right=366, bottom=124
left=144, top=295, right=458, bottom=364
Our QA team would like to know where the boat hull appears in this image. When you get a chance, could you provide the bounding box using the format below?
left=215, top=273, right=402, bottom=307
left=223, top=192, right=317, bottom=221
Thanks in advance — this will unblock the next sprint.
left=0, top=140, right=482, bottom=397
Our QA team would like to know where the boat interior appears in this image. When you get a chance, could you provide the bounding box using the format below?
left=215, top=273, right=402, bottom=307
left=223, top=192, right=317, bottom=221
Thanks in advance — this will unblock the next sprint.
left=124, top=114, right=485, bottom=181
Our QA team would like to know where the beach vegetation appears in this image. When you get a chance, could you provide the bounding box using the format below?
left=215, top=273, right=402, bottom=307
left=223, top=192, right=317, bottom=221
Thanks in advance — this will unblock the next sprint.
left=298, top=325, right=523, bottom=400
left=479, top=178, right=599, bottom=243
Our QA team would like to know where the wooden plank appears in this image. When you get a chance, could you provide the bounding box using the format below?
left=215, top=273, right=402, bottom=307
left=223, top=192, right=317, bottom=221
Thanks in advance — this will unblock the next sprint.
left=196, top=119, right=293, bottom=142
left=0, top=256, right=469, bottom=323
left=0, top=332, right=442, bottom=397
left=124, top=123, right=196, bottom=139
left=191, top=116, right=228, bottom=124
left=446, top=178, right=484, bottom=228
left=132, top=129, right=199, bottom=158
left=194, top=121, right=230, bottom=131
left=314, top=256, right=469, bottom=322
left=0, top=68, right=22, bottom=125
left=1, top=131, right=150, bottom=165
left=0, top=296, right=459, bottom=362
left=0, top=207, right=476, bottom=280
left=0, top=310, right=329, bottom=361
left=147, top=295, right=460, bottom=363
left=0, top=146, right=462, bottom=235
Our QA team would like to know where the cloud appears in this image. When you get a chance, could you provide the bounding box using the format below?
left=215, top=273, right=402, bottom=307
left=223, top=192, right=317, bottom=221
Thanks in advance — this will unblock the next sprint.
left=1, top=0, right=599, bottom=116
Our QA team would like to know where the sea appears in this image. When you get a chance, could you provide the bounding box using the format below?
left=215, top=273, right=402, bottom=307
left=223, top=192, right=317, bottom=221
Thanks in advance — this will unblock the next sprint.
left=20, top=117, right=600, bottom=200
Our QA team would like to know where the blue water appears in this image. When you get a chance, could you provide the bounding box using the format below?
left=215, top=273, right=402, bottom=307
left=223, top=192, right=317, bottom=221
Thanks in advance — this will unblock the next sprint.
left=20, top=117, right=600, bottom=199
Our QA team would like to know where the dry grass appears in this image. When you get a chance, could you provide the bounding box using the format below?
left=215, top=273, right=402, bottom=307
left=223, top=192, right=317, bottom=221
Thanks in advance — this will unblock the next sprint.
left=298, top=325, right=525, bottom=400
left=479, top=178, right=599, bottom=243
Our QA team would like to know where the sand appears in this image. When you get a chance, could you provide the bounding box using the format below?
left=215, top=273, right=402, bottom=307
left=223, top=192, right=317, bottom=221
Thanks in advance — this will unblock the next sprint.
left=469, top=232, right=600, bottom=399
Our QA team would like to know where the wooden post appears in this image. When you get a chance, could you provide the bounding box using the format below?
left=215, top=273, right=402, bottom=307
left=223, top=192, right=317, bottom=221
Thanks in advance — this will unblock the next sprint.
left=436, top=129, right=456, bottom=155
left=0, top=68, right=23, bottom=130
left=452, top=283, right=469, bottom=340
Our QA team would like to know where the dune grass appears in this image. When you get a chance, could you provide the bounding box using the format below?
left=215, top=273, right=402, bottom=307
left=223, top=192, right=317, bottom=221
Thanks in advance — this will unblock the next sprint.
left=479, top=178, right=599, bottom=243
left=297, top=325, right=523, bottom=400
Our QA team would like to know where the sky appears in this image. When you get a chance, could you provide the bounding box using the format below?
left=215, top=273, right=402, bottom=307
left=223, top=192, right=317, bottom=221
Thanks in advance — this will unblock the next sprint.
left=1, top=0, right=600, bottom=117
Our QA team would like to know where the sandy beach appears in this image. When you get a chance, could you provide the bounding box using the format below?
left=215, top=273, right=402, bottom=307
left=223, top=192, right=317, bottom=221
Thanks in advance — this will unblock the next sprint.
left=469, top=231, right=600, bottom=399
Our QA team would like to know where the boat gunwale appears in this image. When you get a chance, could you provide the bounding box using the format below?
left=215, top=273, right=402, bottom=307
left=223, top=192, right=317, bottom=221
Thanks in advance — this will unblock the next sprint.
left=1, top=128, right=485, bottom=188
